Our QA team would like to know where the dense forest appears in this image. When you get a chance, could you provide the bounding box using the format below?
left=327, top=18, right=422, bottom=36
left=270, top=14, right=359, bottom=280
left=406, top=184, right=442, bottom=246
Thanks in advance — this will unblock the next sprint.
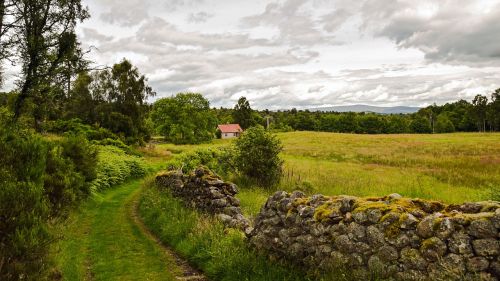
left=214, top=93, right=500, bottom=135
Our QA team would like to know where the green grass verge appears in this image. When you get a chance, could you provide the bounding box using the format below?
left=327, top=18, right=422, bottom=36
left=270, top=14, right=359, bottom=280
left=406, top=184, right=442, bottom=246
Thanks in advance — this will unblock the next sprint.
left=53, top=179, right=179, bottom=280
left=138, top=181, right=314, bottom=281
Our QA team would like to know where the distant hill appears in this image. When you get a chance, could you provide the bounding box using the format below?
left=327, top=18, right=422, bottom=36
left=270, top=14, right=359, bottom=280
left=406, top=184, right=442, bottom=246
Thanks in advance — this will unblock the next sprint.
left=310, top=104, right=420, bottom=114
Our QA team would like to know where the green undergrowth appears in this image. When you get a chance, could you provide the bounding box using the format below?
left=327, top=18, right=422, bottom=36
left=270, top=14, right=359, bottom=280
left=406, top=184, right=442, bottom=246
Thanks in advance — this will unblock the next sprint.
left=90, top=145, right=147, bottom=193
left=138, top=179, right=313, bottom=281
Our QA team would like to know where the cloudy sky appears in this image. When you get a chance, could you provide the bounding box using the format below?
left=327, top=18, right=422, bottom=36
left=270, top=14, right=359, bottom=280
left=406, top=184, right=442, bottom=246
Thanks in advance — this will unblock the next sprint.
left=16, top=0, right=500, bottom=109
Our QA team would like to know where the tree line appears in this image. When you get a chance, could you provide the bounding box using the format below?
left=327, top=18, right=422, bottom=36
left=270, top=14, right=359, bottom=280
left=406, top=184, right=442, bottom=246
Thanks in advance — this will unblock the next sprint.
left=148, top=91, right=500, bottom=145
left=212, top=92, right=500, bottom=135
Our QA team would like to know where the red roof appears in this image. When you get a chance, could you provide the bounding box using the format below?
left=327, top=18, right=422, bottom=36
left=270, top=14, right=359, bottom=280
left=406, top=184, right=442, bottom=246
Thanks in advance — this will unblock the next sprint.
left=218, top=124, right=243, bottom=133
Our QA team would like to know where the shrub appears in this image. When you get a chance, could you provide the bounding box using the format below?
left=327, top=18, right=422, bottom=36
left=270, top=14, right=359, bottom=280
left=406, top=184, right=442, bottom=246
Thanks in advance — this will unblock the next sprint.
left=0, top=125, right=51, bottom=280
left=233, top=126, right=283, bottom=188
left=90, top=146, right=146, bottom=193
left=166, top=148, right=224, bottom=174
left=43, top=135, right=98, bottom=215
left=43, top=118, right=118, bottom=141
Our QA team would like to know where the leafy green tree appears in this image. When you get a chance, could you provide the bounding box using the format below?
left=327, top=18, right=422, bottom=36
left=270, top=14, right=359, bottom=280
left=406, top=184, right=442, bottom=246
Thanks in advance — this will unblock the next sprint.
left=64, top=60, right=155, bottom=143
left=65, top=72, right=96, bottom=123
left=97, top=60, right=155, bottom=142
left=488, top=89, right=500, bottom=131
left=151, top=93, right=217, bottom=144
left=356, top=114, right=386, bottom=134
left=410, top=116, right=432, bottom=133
left=232, top=97, right=256, bottom=129
left=435, top=114, right=455, bottom=133
left=386, top=115, right=410, bottom=133
left=233, top=126, right=283, bottom=188
left=11, top=0, right=89, bottom=122
left=472, top=94, right=488, bottom=132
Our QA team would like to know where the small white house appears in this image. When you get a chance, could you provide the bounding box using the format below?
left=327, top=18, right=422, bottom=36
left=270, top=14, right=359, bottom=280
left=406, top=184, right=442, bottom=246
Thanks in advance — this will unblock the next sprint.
left=217, top=124, right=243, bottom=139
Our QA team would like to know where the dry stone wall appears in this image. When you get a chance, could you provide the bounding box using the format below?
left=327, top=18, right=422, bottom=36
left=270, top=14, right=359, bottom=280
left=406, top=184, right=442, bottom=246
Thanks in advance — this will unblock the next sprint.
left=155, top=167, right=251, bottom=233
left=248, top=191, right=500, bottom=281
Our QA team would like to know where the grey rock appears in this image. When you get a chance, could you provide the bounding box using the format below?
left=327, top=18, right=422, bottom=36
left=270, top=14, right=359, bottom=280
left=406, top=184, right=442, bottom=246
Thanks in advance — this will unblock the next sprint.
left=378, top=245, right=399, bottom=262
left=297, top=205, right=315, bottom=218
left=460, top=202, right=483, bottom=213
left=212, top=198, right=228, bottom=208
left=330, top=222, right=347, bottom=235
left=416, top=214, right=440, bottom=238
left=472, top=239, right=500, bottom=256
left=290, top=191, right=306, bottom=200
left=216, top=213, right=233, bottom=224
left=435, top=217, right=455, bottom=239
left=272, top=191, right=288, bottom=202
left=448, top=231, right=473, bottom=256
left=353, top=211, right=368, bottom=224
left=468, top=219, right=497, bottom=239
left=334, top=235, right=354, bottom=253
left=223, top=206, right=241, bottom=216
left=347, top=222, right=366, bottom=241
left=317, top=244, right=332, bottom=256
left=206, top=179, right=224, bottom=186
left=329, top=251, right=347, bottom=265
left=400, top=247, right=428, bottom=271
left=490, top=260, right=500, bottom=277
left=392, top=234, right=410, bottom=249
left=226, top=183, right=238, bottom=195
left=388, top=193, right=403, bottom=200
left=427, top=254, right=465, bottom=280
left=339, top=196, right=357, bottom=213
left=209, top=189, right=225, bottom=199
left=420, top=237, right=447, bottom=261
left=348, top=253, right=364, bottom=267
left=366, top=208, right=383, bottom=224
left=354, top=242, right=371, bottom=255
left=381, top=211, right=400, bottom=225
left=367, top=255, right=385, bottom=274
left=492, top=208, right=500, bottom=228
left=400, top=213, right=419, bottom=230
left=310, top=223, right=326, bottom=237
left=366, top=225, right=385, bottom=248
left=466, top=256, right=489, bottom=272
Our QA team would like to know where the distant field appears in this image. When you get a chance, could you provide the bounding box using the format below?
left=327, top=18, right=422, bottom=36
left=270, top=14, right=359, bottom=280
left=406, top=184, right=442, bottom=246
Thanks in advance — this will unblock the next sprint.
left=154, top=132, right=500, bottom=217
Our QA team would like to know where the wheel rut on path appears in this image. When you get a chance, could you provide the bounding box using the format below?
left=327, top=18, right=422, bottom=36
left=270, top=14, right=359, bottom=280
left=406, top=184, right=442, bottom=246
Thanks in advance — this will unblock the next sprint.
left=129, top=186, right=208, bottom=281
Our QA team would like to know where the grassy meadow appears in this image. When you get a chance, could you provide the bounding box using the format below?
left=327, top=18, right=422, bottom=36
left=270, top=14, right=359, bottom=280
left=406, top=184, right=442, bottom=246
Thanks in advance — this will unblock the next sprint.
left=154, top=132, right=500, bottom=217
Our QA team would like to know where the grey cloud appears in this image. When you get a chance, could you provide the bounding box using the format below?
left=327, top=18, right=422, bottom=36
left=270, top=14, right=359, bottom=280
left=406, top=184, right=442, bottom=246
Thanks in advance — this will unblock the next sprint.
left=241, top=0, right=338, bottom=46
left=98, top=0, right=151, bottom=26
left=308, top=85, right=324, bottom=93
left=321, top=9, right=351, bottom=33
left=187, top=12, right=214, bottom=23
left=82, top=28, right=114, bottom=42
left=135, top=17, right=272, bottom=50
left=163, top=0, right=205, bottom=11
left=76, top=0, right=500, bottom=109
left=359, top=0, right=500, bottom=64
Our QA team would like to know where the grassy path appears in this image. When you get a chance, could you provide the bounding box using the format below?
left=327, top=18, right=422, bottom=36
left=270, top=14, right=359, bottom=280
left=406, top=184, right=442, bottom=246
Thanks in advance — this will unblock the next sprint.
left=54, top=179, right=205, bottom=281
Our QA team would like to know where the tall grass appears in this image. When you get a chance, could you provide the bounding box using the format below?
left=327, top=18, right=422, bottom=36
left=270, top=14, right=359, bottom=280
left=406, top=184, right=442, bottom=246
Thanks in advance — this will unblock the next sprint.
left=138, top=179, right=313, bottom=281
